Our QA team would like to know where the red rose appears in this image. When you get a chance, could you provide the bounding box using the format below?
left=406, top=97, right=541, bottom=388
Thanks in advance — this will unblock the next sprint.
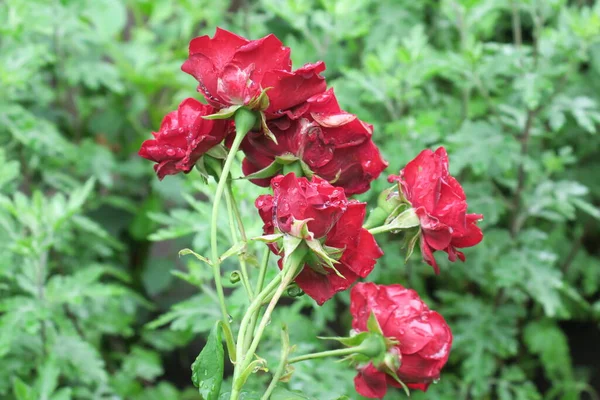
left=255, top=173, right=383, bottom=304
left=138, top=98, right=229, bottom=179
left=242, top=89, right=388, bottom=195
left=351, top=283, right=452, bottom=398
left=389, top=147, right=483, bottom=273
left=181, top=28, right=326, bottom=118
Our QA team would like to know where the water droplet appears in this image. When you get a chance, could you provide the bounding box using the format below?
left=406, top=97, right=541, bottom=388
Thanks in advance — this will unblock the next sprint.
left=420, top=314, right=429, bottom=322
left=433, top=378, right=440, bottom=384
left=399, top=329, right=405, bottom=335
left=228, top=314, right=234, bottom=323
left=266, top=318, right=272, bottom=326
left=166, top=148, right=176, bottom=156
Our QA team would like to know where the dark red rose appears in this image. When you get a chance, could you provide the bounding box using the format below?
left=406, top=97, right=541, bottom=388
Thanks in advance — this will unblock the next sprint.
left=181, top=28, right=326, bottom=118
left=351, top=283, right=452, bottom=398
left=388, top=147, right=483, bottom=273
left=242, top=89, right=388, bottom=195
left=138, top=98, right=229, bottom=179
left=255, top=173, right=383, bottom=304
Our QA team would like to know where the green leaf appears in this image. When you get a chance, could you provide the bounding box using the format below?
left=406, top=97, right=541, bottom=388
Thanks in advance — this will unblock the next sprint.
left=523, top=319, right=572, bottom=381
left=84, top=0, right=127, bottom=40
left=318, top=332, right=370, bottom=348
left=242, top=159, right=283, bottom=180
left=12, top=377, right=36, bottom=400
left=192, top=323, right=224, bottom=400
left=271, top=387, right=316, bottom=400
left=219, top=392, right=261, bottom=400
left=220, top=242, right=246, bottom=262
left=36, top=357, right=59, bottom=399
left=179, top=248, right=212, bottom=265
left=203, top=105, right=243, bottom=120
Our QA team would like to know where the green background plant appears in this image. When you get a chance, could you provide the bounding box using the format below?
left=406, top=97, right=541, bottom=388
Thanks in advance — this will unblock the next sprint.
left=1, top=0, right=599, bottom=399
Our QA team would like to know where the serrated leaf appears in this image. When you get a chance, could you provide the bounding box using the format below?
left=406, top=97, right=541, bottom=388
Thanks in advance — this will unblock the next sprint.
left=523, top=320, right=572, bottom=381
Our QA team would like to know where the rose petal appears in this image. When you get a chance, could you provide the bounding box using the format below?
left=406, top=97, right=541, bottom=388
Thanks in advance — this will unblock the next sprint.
left=263, top=62, right=327, bottom=117
left=354, top=364, right=389, bottom=399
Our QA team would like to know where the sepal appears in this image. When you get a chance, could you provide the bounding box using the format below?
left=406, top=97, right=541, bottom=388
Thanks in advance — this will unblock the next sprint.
left=203, top=104, right=243, bottom=120
left=386, top=208, right=420, bottom=231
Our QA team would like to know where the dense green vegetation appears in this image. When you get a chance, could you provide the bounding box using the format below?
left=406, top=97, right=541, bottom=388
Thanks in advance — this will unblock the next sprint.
left=1, top=0, right=599, bottom=399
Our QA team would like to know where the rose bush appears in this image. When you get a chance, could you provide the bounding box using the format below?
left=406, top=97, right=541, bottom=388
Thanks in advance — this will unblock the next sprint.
left=256, top=173, right=383, bottom=304
left=351, top=282, right=453, bottom=398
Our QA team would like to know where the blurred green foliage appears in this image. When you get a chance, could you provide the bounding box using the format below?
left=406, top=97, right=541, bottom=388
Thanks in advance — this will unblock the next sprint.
left=1, top=0, right=600, bottom=399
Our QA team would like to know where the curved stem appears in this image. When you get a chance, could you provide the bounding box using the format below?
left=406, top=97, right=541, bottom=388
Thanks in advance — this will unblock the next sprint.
left=231, top=250, right=305, bottom=399
left=231, top=273, right=283, bottom=400
left=261, top=326, right=291, bottom=400
left=255, top=247, right=271, bottom=294
left=209, top=113, right=254, bottom=337
left=244, top=247, right=271, bottom=350
left=240, top=260, right=296, bottom=371
left=224, top=186, right=253, bottom=299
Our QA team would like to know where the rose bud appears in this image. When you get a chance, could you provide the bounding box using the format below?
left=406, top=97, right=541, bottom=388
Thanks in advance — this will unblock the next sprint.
left=351, top=283, right=453, bottom=398
left=255, top=173, right=383, bottom=305
left=181, top=28, right=326, bottom=119
left=138, top=98, right=229, bottom=180
left=387, top=147, right=483, bottom=273
left=241, top=89, right=388, bottom=195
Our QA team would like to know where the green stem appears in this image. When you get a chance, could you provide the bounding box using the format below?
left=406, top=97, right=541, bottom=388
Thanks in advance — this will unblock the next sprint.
left=209, top=109, right=256, bottom=336
left=287, top=346, right=366, bottom=364
left=255, top=246, right=271, bottom=294
left=231, top=273, right=283, bottom=400
left=242, top=261, right=295, bottom=369
left=368, top=224, right=393, bottom=235
left=224, top=185, right=253, bottom=299
left=231, top=250, right=305, bottom=399
left=261, top=326, right=291, bottom=400
left=244, top=247, right=271, bottom=350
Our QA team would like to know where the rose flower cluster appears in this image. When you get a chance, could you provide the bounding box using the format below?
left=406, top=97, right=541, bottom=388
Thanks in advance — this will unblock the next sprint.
left=138, top=28, right=484, bottom=398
